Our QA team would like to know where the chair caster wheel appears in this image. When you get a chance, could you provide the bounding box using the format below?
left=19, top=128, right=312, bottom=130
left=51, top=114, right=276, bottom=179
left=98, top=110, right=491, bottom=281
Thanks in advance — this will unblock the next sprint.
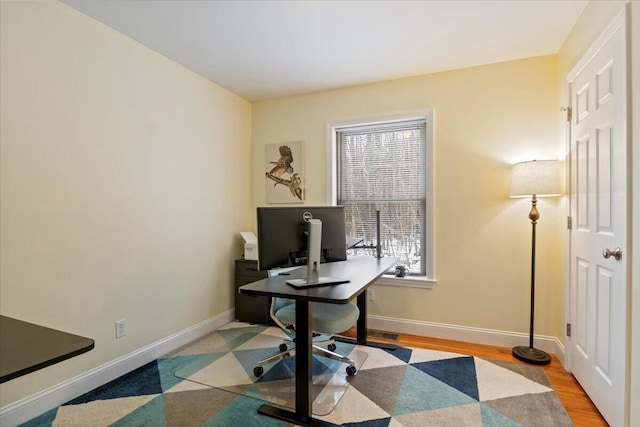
left=328, top=343, right=337, bottom=351
left=254, top=366, right=264, bottom=377
left=279, top=343, right=288, bottom=352
left=346, top=366, right=356, bottom=376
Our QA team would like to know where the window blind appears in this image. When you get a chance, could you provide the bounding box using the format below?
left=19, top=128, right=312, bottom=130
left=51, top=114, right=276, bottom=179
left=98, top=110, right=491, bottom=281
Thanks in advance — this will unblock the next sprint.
left=337, top=119, right=427, bottom=275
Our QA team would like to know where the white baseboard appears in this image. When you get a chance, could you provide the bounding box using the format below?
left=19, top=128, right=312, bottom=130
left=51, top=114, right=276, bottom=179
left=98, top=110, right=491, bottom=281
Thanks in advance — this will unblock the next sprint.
left=367, top=315, right=566, bottom=365
left=0, top=309, right=235, bottom=427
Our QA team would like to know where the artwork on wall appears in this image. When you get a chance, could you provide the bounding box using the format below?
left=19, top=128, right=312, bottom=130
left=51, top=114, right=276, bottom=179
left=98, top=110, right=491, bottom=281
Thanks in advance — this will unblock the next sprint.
left=265, top=141, right=305, bottom=203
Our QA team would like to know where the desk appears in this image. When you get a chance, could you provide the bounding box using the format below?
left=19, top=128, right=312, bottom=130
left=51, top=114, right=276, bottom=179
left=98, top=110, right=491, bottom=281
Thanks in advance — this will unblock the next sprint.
left=0, top=316, right=95, bottom=383
left=239, top=255, right=398, bottom=427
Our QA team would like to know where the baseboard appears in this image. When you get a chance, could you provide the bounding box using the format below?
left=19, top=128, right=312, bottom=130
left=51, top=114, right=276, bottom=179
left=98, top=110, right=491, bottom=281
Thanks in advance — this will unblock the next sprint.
left=0, top=309, right=235, bottom=427
left=367, top=314, right=566, bottom=364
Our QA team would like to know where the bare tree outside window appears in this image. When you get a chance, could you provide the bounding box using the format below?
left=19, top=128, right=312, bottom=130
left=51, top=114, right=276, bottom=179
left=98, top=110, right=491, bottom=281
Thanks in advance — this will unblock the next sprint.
left=337, top=120, right=427, bottom=275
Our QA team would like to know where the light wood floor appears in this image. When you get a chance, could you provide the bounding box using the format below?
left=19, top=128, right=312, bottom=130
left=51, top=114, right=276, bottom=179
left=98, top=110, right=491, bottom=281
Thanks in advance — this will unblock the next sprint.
left=345, top=328, right=607, bottom=426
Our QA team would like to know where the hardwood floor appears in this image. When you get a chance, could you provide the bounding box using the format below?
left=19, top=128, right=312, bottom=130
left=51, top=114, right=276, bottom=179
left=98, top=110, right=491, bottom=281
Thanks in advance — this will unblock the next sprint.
left=346, top=328, right=608, bottom=426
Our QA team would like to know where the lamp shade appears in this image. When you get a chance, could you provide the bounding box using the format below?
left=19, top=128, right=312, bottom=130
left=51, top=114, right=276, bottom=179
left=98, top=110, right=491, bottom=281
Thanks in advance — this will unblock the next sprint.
left=510, top=160, right=563, bottom=198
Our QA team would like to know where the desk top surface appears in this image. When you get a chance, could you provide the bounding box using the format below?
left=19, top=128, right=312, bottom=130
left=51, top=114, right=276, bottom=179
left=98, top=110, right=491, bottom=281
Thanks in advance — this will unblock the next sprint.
left=0, top=315, right=95, bottom=383
left=239, top=256, right=398, bottom=304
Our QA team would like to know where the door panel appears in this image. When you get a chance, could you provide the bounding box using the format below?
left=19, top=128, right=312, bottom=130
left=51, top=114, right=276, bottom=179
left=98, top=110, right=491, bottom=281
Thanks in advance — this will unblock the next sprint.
left=576, top=136, right=589, bottom=229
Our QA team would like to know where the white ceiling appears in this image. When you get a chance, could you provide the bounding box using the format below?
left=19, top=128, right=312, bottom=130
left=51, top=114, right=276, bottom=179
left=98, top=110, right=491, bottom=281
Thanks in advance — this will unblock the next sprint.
left=62, top=0, right=587, bottom=101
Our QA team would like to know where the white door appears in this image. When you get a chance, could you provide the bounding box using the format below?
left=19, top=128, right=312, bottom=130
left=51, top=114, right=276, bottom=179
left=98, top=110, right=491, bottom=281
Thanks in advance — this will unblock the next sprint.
left=567, top=10, right=628, bottom=427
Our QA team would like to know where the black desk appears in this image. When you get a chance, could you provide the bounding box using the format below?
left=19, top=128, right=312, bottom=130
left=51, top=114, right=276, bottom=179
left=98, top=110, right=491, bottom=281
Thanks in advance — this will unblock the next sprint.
left=240, top=255, right=398, bottom=427
left=0, top=315, right=95, bottom=383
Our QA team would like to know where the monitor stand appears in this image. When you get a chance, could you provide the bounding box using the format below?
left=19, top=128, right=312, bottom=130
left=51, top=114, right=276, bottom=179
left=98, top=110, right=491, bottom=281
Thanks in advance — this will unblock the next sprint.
left=286, top=275, right=350, bottom=288
left=286, top=218, right=349, bottom=289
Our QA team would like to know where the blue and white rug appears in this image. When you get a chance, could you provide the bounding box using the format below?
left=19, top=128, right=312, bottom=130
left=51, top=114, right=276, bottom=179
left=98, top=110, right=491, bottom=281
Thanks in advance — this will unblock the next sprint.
left=22, top=322, right=574, bottom=426
left=173, top=321, right=368, bottom=416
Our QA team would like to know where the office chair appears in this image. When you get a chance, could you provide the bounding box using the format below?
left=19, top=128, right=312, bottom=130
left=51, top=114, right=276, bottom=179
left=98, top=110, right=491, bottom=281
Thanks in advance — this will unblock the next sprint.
left=253, top=297, right=360, bottom=377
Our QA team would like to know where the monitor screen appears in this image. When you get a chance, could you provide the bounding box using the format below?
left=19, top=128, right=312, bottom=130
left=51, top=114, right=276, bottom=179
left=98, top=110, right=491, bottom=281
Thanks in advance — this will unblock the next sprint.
left=256, top=206, right=348, bottom=271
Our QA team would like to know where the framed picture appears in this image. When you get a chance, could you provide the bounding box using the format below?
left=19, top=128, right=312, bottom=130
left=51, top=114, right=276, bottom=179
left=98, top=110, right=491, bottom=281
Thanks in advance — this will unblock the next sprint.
left=265, top=141, right=305, bottom=203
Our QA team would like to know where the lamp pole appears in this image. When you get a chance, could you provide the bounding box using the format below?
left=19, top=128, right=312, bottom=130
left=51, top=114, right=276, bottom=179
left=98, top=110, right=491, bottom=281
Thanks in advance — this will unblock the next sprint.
left=528, top=195, right=538, bottom=349
left=512, top=195, right=551, bottom=365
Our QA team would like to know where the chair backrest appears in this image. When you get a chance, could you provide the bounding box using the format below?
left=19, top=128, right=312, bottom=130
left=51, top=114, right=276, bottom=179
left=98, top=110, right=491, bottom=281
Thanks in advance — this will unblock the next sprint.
left=270, top=297, right=294, bottom=330
left=272, top=297, right=294, bottom=314
left=267, top=267, right=298, bottom=330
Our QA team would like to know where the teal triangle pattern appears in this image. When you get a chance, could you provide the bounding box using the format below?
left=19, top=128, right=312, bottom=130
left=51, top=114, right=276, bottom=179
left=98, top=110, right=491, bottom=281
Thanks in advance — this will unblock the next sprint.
left=384, top=346, right=412, bottom=363
left=413, top=356, right=479, bottom=400
left=393, top=364, right=477, bottom=416
left=158, top=354, right=223, bottom=391
left=20, top=407, right=58, bottom=427
left=237, top=382, right=265, bottom=400
left=255, top=354, right=335, bottom=383
left=480, top=404, right=524, bottom=427
left=66, top=361, right=162, bottom=404
left=109, top=394, right=166, bottom=427
left=232, top=347, right=287, bottom=377
left=255, top=356, right=296, bottom=382
left=204, top=395, right=285, bottom=427
left=218, top=326, right=268, bottom=349
left=172, top=352, right=228, bottom=383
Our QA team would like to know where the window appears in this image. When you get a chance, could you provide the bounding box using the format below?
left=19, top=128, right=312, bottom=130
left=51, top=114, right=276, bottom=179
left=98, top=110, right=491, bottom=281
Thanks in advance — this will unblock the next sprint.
left=332, top=112, right=434, bottom=282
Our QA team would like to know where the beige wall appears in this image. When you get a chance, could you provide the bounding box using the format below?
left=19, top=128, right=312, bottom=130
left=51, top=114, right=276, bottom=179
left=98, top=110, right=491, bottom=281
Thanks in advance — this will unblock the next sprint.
left=253, top=55, right=565, bottom=339
left=0, top=1, right=252, bottom=406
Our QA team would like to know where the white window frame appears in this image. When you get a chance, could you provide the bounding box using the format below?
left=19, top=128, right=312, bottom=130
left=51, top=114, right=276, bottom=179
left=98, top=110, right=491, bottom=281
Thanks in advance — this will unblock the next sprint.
left=326, top=111, right=435, bottom=288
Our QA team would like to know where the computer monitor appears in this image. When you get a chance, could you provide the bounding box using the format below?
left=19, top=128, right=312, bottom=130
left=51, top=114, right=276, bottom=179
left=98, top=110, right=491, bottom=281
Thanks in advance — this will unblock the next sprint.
left=256, top=206, right=349, bottom=287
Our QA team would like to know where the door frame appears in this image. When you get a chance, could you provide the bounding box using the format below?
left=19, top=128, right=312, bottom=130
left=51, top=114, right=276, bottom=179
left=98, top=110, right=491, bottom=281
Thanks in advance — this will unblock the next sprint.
left=563, top=5, right=630, bottom=423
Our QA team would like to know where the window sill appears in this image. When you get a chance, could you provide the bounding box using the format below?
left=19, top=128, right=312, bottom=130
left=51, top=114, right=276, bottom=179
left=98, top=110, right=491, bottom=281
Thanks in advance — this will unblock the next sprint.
left=375, top=275, right=436, bottom=289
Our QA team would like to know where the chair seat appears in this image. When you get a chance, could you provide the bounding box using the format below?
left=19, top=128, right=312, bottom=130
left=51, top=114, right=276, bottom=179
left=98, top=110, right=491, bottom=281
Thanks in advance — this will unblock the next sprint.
left=275, top=302, right=359, bottom=335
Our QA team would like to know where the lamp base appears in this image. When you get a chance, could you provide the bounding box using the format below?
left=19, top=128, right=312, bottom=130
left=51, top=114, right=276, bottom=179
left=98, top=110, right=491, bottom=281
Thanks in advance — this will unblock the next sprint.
left=512, top=346, right=551, bottom=365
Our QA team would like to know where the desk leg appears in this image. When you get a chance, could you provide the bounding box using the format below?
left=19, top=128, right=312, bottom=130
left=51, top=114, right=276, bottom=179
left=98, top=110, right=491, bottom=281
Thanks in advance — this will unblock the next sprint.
left=257, top=301, right=340, bottom=427
left=357, top=292, right=368, bottom=343
left=295, top=300, right=313, bottom=418
left=334, top=291, right=397, bottom=351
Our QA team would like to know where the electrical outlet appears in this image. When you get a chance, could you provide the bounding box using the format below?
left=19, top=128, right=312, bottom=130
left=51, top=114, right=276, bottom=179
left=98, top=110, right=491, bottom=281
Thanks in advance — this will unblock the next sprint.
left=367, top=288, right=374, bottom=301
left=115, top=319, right=126, bottom=339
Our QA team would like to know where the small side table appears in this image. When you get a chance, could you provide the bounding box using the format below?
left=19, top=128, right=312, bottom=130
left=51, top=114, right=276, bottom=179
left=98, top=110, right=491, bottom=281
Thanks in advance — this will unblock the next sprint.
left=234, top=259, right=270, bottom=324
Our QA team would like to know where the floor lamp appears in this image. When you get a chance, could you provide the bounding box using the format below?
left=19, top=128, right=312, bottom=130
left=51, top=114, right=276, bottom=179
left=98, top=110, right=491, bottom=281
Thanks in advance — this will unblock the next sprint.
left=510, top=160, right=562, bottom=365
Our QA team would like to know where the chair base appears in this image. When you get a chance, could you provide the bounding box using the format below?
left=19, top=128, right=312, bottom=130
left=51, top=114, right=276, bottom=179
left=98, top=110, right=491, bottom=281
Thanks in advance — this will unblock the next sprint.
left=254, top=336, right=357, bottom=377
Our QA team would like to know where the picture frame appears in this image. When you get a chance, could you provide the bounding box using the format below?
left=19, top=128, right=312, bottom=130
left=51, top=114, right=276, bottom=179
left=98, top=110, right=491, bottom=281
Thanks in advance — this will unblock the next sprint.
left=264, top=141, right=305, bottom=203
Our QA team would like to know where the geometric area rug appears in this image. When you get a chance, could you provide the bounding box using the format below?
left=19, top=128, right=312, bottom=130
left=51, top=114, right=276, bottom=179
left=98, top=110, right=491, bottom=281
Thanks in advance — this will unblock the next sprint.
left=173, top=322, right=369, bottom=416
left=20, top=322, right=574, bottom=427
